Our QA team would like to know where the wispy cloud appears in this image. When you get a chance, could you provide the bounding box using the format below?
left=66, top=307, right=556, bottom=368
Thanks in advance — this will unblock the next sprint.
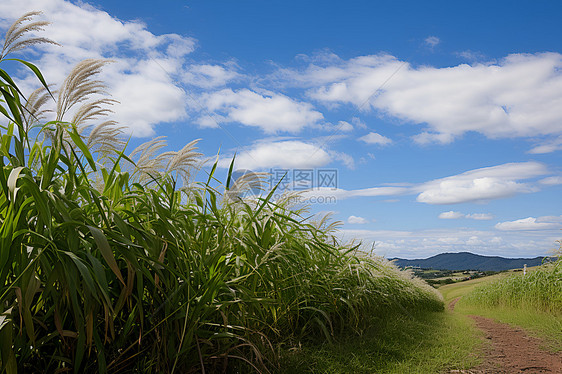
left=424, top=36, right=440, bottom=48
left=495, top=216, right=562, bottom=231
left=439, top=211, right=493, bottom=220
left=301, top=162, right=552, bottom=205
left=416, top=162, right=547, bottom=204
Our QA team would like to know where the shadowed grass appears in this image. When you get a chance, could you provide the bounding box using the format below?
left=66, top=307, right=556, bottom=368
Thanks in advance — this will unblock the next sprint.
left=278, top=309, right=480, bottom=374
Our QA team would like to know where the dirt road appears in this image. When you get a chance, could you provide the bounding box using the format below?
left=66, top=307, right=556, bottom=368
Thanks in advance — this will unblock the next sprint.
left=448, top=298, right=562, bottom=373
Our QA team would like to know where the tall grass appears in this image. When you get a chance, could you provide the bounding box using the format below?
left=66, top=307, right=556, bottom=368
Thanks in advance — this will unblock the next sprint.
left=462, top=251, right=561, bottom=314
left=0, top=13, right=442, bottom=373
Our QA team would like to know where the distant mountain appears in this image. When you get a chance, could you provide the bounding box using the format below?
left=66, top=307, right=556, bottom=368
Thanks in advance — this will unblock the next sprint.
left=391, top=252, right=552, bottom=271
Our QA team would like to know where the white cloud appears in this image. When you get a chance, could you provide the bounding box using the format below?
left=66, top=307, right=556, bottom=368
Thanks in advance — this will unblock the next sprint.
left=528, top=136, right=562, bottom=154
left=439, top=211, right=464, bottom=219
left=466, top=213, right=494, bottom=220
left=336, top=120, right=354, bottom=132
left=330, top=151, right=355, bottom=169
left=495, top=217, right=562, bottom=231
left=539, top=176, right=562, bottom=185
left=351, top=117, right=368, bottom=129
left=0, top=0, right=196, bottom=137
left=537, top=215, right=562, bottom=223
left=358, top=132, right=392, bottom=145
left=347, top=215, right=369, bottom=224
left=299, top=162, right=551, bottom=204
left=416, top=162, right=547, bottom=204
left=439, top=211, right=493, bottom=220
left=221, top=140, right=331, bottom=170
left=198, top=88, right=323, bottom=133
left=300, top=186, right=408, bottom=201
left=182, top=63, right=240, bottom=89
left=283, top=53, right=562, bottom=150
left=338, top=227, right=558, bottom=259
left=456, top=50, right=486, bottom=62
left=424, top=36, right=440, bottom=48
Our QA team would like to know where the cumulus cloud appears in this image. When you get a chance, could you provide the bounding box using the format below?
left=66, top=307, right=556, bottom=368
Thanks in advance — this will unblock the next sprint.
left=495, top=216, right=562, bottom=231
left=416, top=162, right=547, bottom=204
left=358, top=132, right=392, bottom=145
left=220, top=140, right=331, bottom=170
left=0, top=0, right=197, bottom=137
left=197, top=89, right=323, bottom=133
left=347, top=215, right=369, bottom=224
left=281, top=52, right=562, bottom=150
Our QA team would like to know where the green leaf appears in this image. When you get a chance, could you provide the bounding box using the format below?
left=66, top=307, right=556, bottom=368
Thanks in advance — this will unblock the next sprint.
left=0, top=69, right=24, bottom=97
left=68, top=127, right=96, bottom=171
left=6, top=59, right=54, bottom=99
left=87, top=226, right=125, bottom=286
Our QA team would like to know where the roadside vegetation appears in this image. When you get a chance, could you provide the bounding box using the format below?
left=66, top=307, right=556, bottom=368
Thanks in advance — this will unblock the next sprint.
left=0, top=13, right=444, bottom=373
left=457, top=249, right=562, bottom=351
left=461, top=254, right=561, bottom=314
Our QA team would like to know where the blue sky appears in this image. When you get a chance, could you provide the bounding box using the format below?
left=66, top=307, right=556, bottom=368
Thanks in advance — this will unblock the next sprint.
left=1, top=0, right=561, bottom=258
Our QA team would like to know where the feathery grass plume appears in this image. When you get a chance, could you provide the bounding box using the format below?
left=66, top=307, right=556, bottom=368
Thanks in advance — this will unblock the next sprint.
left=224, top=170, right=270, bottom=203
left=128, top=136, right=169, bottom=182
left=0, top=11, right=59, bottom=60
left=165, top=138, right=203, bottom=184
left=72, top=98, right=119, bottom=126
left=86, top=120, right=126, bottom=156
left=311, top=211, right=343, bottom=234
left=22, top=86, right=53, bottom=131
left=56, top=59, right=112, bottom=121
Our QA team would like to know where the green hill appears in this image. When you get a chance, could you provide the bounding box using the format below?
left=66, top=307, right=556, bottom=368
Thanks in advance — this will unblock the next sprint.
left=391, top=252, right=553, bottom=271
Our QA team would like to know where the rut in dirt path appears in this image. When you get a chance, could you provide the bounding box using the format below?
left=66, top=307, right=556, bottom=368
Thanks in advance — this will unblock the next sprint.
left=448, top=298, right=562, bottom=374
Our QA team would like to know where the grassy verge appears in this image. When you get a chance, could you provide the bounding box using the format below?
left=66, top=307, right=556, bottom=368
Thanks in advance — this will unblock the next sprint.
left=438, top=272, right=511, bottom=302
left=278, top=309, right=481, bottom=374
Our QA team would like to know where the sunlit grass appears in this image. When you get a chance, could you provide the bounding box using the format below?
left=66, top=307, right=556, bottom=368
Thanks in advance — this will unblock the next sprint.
left=460, top=260, right=562, bottom=314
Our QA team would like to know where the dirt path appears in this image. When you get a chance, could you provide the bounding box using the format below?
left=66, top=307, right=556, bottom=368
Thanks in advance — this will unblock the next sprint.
left=448, top=298, right=562, bottom=373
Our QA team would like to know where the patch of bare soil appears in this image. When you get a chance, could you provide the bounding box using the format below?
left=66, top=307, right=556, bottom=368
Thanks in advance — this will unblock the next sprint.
left=447, top=299, right=562, bottom=373
left=448, top=297, right=461, bottom=311
left=468, top=315, right=562, bottom=373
